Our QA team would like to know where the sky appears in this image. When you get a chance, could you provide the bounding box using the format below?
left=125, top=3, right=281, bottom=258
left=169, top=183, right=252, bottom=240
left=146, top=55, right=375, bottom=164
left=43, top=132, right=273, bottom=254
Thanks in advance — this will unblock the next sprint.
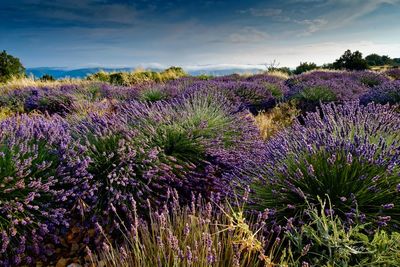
left=1, top=0, right=400, bottom=69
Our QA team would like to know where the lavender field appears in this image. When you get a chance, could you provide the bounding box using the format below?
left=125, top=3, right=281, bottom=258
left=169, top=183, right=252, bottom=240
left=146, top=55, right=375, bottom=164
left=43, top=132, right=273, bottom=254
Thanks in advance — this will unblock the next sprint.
left=0, top=67, right=399, bottom=266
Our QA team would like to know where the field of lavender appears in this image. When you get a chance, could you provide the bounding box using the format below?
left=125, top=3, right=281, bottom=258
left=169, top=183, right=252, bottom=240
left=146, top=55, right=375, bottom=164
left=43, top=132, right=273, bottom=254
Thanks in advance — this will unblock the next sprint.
left=1, top=68, right=400, bottom=266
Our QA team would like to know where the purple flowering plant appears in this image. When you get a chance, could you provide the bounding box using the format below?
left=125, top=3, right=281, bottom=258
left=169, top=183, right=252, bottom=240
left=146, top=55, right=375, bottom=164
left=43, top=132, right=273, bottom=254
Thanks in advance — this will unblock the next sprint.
left=361, top=80, right=400, bottom=106
left=249, top=101, right=400, bottom=229
left=0, top=115, right=90, bottom=265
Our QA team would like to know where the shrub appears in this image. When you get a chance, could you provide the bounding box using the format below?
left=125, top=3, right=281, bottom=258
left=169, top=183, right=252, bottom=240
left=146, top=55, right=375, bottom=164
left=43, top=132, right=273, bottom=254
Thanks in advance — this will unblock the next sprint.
left=293, top=62, right=318, bottom=75
left=24, top=88, right=76, bottom=115
left=138, top=87, right=168, bottom=102
left=86, top=71, right=110, bottom=82
left=0, top=88, right=31, bottom=113
left=193, top=74, right=288, bottom=114
left=0, top=106, right=15, bottom=121
left=87, top=67, right=187, bottom=86
left=72, top=113, right=180, bottom=229
left=294, top=85, right=337, bottom=106
left=254, top=102, right=300, bottom=140
left=40, top=74, right=55, bottom=82
left=121, top=90, right=265, bottom=201
left=249, top=102, right=400, bottom=229
left=286, top=71, right=368, bottom=111
left=360, top=80, right=400, bottom=105
left=352, top=71, right=390, bottom=87
left=385, top=68, right=400, bottom=80
left=0, top=115, right=89, bottom=265
left=90, top=193, right=285, bottom=267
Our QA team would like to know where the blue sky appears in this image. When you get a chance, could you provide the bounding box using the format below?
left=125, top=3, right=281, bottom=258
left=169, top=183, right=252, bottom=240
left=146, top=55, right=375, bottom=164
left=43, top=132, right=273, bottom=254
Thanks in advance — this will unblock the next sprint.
left=1, top=0, right=400, bottom=69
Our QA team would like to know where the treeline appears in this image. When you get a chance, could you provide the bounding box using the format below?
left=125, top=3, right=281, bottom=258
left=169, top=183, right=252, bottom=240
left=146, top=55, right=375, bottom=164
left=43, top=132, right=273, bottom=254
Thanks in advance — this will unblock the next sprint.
left=269, top=50, right=400, bottom=75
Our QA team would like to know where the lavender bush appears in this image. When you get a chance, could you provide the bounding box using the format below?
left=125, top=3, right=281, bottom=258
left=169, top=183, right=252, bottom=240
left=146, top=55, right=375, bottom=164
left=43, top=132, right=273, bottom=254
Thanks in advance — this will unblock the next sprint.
left=24, top=88, right=76, bottom=115
left=385, top=68, right=400, bottom=80
left=249, top=101, right=400, bottom=229
left=286, top=71, right=368, bottom=111
left=361, top=80, right=400, bottom=105
left=120, top=90, right=265, bottom=202
left=72, top=113, right=180, bottom=230
left=181, top=75, right=287, bottom=114
left=351, top=71, right=390, bottom=87
left=0, top=115, right=89, bottom=265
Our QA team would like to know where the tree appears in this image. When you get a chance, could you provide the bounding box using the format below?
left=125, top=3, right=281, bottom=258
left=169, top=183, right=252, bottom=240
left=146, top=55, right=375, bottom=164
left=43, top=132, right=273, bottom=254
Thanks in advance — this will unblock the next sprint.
left=333, top=50, right=369, bottom=70
left=293, top=62, right=318, bottom=75
left=0, top=50, right=25, bottom=82
left=365, top=54, right=394, bottom=66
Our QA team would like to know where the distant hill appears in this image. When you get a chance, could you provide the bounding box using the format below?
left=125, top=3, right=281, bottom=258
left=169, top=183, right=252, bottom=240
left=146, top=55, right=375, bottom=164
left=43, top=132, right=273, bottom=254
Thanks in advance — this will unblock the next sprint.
left=26, top=67, right=264, bottom=79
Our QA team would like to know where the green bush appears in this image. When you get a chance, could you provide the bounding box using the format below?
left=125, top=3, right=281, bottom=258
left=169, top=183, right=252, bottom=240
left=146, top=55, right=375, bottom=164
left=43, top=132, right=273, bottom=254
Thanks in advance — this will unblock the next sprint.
left=294, top=62, right=318, bottom=75
left=87, top=67, right=187, bottom=86
left=0, top=50, right=25, bottom=83
left=250, top=102, right=400, bottom=229
left=139, top=88, right=168, bottom=102
left=285, top=197, right=400, bottom=266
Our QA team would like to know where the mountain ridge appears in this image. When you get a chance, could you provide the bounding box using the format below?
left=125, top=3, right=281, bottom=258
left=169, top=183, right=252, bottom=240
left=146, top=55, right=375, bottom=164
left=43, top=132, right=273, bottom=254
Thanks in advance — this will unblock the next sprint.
left=26, top=67, right=265, bottom=79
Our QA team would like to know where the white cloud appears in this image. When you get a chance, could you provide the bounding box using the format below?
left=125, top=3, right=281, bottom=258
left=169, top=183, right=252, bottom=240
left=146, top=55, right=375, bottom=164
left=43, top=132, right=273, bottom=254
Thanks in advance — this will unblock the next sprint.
left=295, top=19, right=328, bottom=36
left=316, top=0, right=400, bottom=29
left=228, top=27, right=270, bottom=43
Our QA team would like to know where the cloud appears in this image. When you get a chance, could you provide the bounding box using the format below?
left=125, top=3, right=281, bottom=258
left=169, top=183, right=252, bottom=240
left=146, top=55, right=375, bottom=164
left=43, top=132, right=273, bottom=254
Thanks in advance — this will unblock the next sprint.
left=240, top=8, right=282, bottom=17
left=295, top=19, right=328, bottom=36
left=228, top=27, right=270, bottom=43
left=316, top=0, right=400, bottom=29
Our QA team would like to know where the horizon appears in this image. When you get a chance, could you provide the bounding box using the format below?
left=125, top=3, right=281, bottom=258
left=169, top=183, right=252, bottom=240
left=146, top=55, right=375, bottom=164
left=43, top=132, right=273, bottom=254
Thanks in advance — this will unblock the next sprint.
left=1, top=0, right=400, bottom=69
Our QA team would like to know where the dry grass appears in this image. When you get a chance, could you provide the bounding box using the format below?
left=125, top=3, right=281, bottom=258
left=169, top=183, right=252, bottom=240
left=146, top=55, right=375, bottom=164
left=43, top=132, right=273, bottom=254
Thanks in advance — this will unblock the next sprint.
left=0, top=76, right=92, bottom=92
left=89, top=193, right=287, bottom=267
left=265, top=70, right=290, bottom=80
left=254, top=102, right=300, bottom=140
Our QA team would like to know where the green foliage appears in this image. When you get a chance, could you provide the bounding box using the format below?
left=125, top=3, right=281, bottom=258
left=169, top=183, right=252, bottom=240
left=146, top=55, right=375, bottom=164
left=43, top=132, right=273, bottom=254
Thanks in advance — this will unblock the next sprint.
left=146, top=93, right=236, bottom=162
left=254, top=147, right=400, bottom=226
left=285, top=197, right=400, bottom=266
left=87, top=70, right=110, bottom=82
left=0, top=107, right=14, bottom=121
left=333, top=50, right=369, bottom=70
left=264, top=82, right=284, bottom=98
left=40, top=74, right=55, bottom=81
left=197, top=74, right=213, bottom=80
left=294, top=62, right=318, bottom=75
left=87, top=67, right=187, bottom=86
left=365, top=53, right=396, bottom=67
left=294, top=86, right=337, bottom=110
left=268, top=67, right=293, bottom=75
left=139, top=88, right=168, bottom=102
left=0, top=50, right=25, bottom=82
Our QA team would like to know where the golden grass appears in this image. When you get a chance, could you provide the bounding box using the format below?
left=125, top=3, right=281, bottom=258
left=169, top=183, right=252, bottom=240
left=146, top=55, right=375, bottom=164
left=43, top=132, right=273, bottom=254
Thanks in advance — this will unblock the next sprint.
left=254, top=102, right=300, bottom=140
left=0, top=76, right=92, bottom=93
left=90, top=193, right=287, bottom=267
left=265, top=70, right=290, bottom=79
